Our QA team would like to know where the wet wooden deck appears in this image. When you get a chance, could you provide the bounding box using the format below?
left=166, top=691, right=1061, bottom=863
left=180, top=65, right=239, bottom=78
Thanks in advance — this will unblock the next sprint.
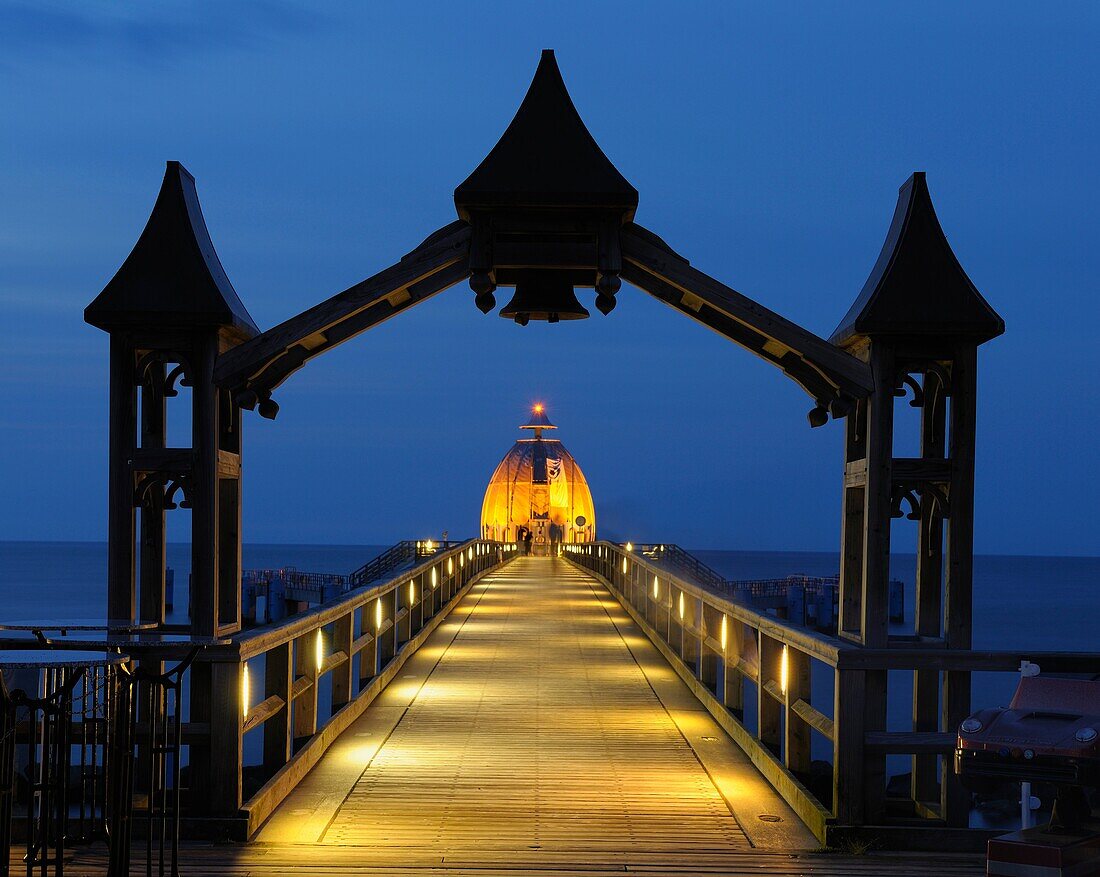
left=48, top=556, right=985, bottom=875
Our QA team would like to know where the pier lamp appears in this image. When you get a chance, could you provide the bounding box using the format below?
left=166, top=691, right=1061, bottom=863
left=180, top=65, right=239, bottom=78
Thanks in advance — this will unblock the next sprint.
left=625, top=542, right=633, bottom=552
left=622, top=557, right=628, bottom=574
left=242, top=664, right=250, bottom=719
left=374, top=598, right=383, bottom=631
left=678, top=592, right=684, bottom=621
left=720, top=616, right=728, bottom=651
left=780, top=645, right=789, bottom=695
left=408, top=581, right=416, bottom=606
left=315, top=629, right=324, bottom=671
left=653, top=577, right=659, bottom=599
left=448, top=558, right=454, bottom=575
left=432, top=568, right=438, bottom=589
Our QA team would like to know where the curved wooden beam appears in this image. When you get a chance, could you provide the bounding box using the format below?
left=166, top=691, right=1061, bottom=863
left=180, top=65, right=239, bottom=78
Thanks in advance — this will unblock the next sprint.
left=621, top=223, right=873, bottom=423
left=213, top=222, right=471, bottom=409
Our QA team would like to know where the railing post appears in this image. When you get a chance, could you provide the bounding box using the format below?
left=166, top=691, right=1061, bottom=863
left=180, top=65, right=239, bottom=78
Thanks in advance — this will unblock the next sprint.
left=723, top=617, right=744, bottom=718
left=207, top=659, right=243, bottom=817
left=264, top=642, right=293, bottom=772
left=784, top=647, right=811, bottom=775
left=332, top=611, right=353, bottom=712
left=293, top=632, right=318, bottom=744
left=833, top=667, right=865, bottom=825
left=758, top=633, right=782, bottom=757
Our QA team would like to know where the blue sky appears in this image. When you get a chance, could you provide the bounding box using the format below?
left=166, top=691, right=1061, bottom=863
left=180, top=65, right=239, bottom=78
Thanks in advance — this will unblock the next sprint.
left=1, top=1, right=1097, bottom=554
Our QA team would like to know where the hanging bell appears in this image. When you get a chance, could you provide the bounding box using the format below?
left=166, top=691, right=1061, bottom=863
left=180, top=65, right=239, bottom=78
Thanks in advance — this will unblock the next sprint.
left=499, top=271, right=590, bottom=325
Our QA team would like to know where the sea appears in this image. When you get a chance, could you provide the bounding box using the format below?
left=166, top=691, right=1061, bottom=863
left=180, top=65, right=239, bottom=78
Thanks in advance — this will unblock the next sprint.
left=1, top=541, right=1097, bottom=828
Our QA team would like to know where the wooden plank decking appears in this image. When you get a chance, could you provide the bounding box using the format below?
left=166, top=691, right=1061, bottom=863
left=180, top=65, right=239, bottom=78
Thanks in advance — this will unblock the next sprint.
left=54, top=556, right=984, bottom=875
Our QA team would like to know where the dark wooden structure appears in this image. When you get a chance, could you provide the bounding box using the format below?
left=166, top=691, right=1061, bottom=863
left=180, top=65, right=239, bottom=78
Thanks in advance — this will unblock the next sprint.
left=85, top=50, right=1010, bottom=839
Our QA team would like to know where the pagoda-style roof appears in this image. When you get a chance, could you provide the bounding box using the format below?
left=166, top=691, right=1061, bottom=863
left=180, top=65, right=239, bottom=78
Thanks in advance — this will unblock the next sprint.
left=454, top=50, right=638, bottom=221
left=830, top=172, right=1004, bottom=346
left=520, top=405, right=556, bottom=430
left=86, top=161, right=259, bottom=338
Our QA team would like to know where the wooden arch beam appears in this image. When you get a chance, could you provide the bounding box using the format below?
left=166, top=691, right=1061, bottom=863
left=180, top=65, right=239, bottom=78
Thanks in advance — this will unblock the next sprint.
left=213, top=221, right=471, bottom=411
left=621, top=223, right=874, bottom=422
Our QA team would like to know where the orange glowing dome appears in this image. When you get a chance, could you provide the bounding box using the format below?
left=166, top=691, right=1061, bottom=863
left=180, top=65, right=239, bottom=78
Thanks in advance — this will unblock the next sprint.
left=480, top=405, right=596, bottom=551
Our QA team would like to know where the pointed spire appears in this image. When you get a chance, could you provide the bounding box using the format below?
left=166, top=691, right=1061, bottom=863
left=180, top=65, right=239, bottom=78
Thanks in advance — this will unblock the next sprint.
left=86, top=162, right=259, bottom=338
left=830, top=173, right=1003, bottom=346
left=454, top=50, right=638, bottom=220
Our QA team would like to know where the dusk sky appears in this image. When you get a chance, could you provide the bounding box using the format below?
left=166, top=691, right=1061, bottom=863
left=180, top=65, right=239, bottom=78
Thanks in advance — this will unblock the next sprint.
left=2, top=2, right=1097, bottom=555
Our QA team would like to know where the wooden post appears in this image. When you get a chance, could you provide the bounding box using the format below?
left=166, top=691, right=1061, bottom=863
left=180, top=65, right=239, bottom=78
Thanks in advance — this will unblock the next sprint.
left=758, top=633, right=781, bottom=757
left=942, top=344, right=977, bottom=826
left=860, top=344, right=895, bottom=649
left=332, top=612, right=353, bottom=712
left=784, top=647, right=811, bottom=775
left=107, top=337, right=137, bottom=622
left=293, top=632, right=319, bottom=743
left=264, top=643, right=293, bottom=772
left=912, top=370, right=946, bottom=805
left=138, top=360, right=166, bottom=624
left=208, top=661, right=243, bottom=817
left=833, top=668, right=865, bottom=824
left=191, top=335, right=220, bottom=638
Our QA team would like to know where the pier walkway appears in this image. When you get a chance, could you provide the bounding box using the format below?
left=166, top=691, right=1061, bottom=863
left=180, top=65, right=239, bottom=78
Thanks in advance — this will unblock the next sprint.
left=52, top=556, right=985, bottom=875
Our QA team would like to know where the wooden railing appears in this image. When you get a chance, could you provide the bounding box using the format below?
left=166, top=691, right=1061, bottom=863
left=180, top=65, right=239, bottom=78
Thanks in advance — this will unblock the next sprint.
left=566, top=542, right=1100, bottom=846
left=186, top=538, right=517, bottom=837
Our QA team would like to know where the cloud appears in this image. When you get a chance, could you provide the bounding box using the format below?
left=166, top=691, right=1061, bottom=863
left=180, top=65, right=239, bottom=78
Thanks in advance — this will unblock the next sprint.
left=0, top=0, right=326, bottom=63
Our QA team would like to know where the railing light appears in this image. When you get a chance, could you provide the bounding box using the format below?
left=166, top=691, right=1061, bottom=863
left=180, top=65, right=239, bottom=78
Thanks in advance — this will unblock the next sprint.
left=408, top=581, right=415, bottom=606
left=375, top=598, right=382, bottom=631
left=626, top=542, right=633, bottom=552
left=242, top=664, right=250, bottom=719
left=720, top=616, right=728, bottom=651
left=780, top=645, right=789, bottom=695
left=622, top=557, right=628, bottom=574
left=315, top=629, right=324, bottom=671
left=448, top=558, right=454, bottom=574
left=653, top=577, right=659, bottom=599
left=432, top=568, right=438, bottom=588
left=678, top=591, right=684, bottom=620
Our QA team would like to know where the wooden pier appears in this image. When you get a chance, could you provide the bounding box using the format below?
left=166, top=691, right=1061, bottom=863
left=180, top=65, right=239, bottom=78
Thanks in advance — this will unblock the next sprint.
left=34, top=557, right=986, bottom=876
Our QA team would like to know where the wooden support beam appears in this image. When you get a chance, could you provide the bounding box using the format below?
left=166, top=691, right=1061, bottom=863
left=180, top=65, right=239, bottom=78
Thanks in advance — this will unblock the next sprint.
left=785, top=647, right=812, bottom=774
left=213, top=222, right=471, bottom=395
left=621, top=223, right=874, bottom=404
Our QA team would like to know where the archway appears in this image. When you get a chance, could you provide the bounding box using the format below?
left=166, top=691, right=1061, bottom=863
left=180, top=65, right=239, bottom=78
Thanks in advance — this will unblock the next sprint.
left=84, top=49, right=1002, bottom=830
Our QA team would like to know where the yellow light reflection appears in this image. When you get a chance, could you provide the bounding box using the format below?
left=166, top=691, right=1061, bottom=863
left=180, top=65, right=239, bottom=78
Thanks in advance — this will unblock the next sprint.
left=781, top=644, right=789, bottom=695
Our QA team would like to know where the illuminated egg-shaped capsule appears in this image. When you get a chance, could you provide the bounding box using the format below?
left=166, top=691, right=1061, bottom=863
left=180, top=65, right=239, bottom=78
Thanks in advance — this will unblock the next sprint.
left=480, top=404, right=596, bottom=555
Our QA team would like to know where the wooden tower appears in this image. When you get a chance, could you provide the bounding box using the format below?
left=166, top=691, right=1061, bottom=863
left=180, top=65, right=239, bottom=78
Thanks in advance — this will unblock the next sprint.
left=85, top=161, right=258, bottom=638
left=830, top=172, right=1004, bottom=824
